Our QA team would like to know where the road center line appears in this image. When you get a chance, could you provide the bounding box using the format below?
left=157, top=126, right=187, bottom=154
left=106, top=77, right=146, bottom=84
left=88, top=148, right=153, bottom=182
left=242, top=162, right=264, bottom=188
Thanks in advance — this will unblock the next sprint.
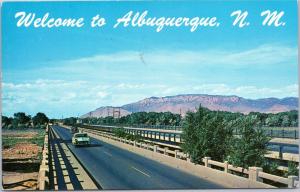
left=131, top=166, right=151, bottom=177
left=103, top=151, right=113, bottom=157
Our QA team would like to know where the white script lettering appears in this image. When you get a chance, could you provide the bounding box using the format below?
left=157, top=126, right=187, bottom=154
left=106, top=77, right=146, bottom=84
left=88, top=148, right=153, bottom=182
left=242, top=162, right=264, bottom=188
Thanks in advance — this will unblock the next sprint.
left=114, top=11, right=219, bottom=32
left=15, top=12, right=85, bottom=28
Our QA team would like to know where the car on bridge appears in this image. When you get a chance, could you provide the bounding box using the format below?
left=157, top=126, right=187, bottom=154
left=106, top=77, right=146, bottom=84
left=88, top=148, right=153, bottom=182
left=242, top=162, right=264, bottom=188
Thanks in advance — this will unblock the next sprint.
left=72, top=132, right=90, bottom=146
left=70, top=126, right=79, bottom=134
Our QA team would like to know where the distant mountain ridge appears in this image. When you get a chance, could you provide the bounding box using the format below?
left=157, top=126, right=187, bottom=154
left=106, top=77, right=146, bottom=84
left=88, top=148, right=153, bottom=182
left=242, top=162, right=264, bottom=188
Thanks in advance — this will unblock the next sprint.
left=81, top=94, right=298, bottom=118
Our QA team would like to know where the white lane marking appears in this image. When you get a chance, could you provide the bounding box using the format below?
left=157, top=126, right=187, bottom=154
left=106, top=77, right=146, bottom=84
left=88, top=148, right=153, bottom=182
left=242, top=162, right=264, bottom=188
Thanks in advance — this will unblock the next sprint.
left=131, top=166, right=151, bottom=177
left=103, top=151, right=112, bottom=157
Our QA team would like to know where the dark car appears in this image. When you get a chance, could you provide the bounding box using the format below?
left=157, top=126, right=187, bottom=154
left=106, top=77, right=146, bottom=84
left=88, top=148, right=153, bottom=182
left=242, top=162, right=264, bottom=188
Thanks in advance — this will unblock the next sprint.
left=70, top=126, right=79, bottom=134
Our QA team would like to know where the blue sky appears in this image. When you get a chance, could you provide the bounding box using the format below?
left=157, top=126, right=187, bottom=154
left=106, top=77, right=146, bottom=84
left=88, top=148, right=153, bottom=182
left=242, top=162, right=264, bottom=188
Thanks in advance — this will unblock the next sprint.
left=2, top=1, right=298, bottom=118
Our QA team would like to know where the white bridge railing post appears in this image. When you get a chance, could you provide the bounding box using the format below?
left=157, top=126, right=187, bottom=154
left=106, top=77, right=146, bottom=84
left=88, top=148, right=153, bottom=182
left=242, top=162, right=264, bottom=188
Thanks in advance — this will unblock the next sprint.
left=288, top=175, right=297, bottom=188
left=164, top=147, right=168, bottom=155
left=175, top=150, right=179, bottom=159
left=203, top=157, right=211, bottom=167
left=224, top=161, right=229, bottom=173
left=249, top=167, right=263, bottom=182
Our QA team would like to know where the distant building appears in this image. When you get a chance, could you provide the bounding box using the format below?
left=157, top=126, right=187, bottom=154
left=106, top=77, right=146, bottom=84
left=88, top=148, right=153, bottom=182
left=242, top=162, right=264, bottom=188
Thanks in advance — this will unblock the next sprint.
left=76, top=119, right=83, bottom=124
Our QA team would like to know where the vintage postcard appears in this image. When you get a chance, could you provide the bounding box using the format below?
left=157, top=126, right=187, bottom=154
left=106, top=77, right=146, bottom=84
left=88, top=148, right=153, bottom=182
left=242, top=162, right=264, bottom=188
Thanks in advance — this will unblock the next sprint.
left=1, top=0, right=299, bottom=190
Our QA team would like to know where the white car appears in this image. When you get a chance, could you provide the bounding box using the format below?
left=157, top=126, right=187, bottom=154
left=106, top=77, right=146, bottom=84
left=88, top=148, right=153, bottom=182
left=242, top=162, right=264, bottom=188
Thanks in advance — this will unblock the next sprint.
left=72, top=132, right=90, bottom=146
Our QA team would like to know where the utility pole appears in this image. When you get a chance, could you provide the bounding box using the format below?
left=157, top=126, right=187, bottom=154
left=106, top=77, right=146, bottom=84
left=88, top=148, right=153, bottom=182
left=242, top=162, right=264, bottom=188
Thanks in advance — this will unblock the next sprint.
left=113, top=107, right=121, bottom=118
left=107, top=108, right=110, bottom=117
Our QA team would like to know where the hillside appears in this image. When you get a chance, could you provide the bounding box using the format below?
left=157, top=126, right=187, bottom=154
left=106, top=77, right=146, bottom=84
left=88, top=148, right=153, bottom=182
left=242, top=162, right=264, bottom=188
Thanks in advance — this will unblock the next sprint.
left=81, top=94, right=298, bottom=118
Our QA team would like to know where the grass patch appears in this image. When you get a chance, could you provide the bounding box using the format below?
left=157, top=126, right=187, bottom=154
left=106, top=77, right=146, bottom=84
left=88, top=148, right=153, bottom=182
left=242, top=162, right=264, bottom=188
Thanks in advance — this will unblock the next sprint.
left=2, top=130, right=45, bottom=149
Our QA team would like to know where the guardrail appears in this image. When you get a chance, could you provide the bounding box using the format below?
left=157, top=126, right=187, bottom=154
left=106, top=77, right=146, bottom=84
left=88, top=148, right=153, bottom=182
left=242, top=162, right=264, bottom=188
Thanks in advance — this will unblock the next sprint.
left=83, top=123, right=183, bottom=131
left=80, top=127, right=299, bottom=188
left=37, top=125, right=50, bottom=190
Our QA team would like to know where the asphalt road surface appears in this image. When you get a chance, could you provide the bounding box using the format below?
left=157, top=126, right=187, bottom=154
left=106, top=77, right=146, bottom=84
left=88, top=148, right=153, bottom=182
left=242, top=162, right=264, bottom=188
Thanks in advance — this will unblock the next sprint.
left=52, top=125, right=223, bottom=190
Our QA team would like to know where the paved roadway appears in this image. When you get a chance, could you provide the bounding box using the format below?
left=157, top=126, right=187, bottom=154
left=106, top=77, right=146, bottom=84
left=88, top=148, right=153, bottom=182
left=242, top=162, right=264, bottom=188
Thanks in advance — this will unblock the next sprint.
left=52, top=125, right=223, bottom=190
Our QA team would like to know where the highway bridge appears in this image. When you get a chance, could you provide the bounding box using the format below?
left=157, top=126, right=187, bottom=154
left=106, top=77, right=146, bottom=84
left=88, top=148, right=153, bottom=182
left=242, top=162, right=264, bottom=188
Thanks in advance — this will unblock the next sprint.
left=45, top=125, right=223, bottom=190
left=37, top=124, right=298, bottom=190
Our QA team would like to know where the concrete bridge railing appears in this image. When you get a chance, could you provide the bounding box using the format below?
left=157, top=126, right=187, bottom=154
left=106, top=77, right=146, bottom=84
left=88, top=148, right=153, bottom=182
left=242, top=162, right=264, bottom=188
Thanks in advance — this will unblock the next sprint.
left=37, top=125, right=50, bottom=190
left=81, top=127, right=299, bottom=188
left=202, top=157, right=298, bottom=188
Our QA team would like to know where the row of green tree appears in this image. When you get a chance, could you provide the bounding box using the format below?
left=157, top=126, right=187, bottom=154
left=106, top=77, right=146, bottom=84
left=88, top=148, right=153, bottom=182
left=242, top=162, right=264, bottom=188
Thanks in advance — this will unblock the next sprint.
left=81, top=112, right=182, bottom=126
left=248, top=110, right=298, bottom=127
left=2, top=112, right=49, bottom=129
left=181, top=106, right=298, bottom=177
left=79, top=110, right=298, bottom=127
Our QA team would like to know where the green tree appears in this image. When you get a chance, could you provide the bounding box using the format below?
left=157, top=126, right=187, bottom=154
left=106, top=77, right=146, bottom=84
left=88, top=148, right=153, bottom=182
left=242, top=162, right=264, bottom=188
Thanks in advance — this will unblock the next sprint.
left=265, top=116, right=279, bottom=127
left=13, top=112, right=31, bottom=127
left=181, top=106, right=232, bottom=163
left=226, top=116, right=270, bottom=168
left=281, top=115, right=290, bottom=127
left=32, top=112, right=49, bottom=126
left=63, top=117, right=77, bottom=126
left=291, top=120, right=298, bottom=127
left=2, top=116, right=12, bottom=128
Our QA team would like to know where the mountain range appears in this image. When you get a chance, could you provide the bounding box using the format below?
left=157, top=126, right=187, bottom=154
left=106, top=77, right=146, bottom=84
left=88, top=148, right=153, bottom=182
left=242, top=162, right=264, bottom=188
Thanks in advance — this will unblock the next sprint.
left=81, top=94, right=298, bottom=118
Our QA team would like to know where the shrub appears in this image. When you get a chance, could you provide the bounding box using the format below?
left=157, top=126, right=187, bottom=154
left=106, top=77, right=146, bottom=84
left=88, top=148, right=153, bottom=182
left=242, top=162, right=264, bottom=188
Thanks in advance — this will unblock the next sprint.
left=181, top=106, right=233, bottom=163
left=285, top=161, right=299, bottom=177
left=226, top=116, right=270, bottom=168
left=113, top=128, right=127, bottom=138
